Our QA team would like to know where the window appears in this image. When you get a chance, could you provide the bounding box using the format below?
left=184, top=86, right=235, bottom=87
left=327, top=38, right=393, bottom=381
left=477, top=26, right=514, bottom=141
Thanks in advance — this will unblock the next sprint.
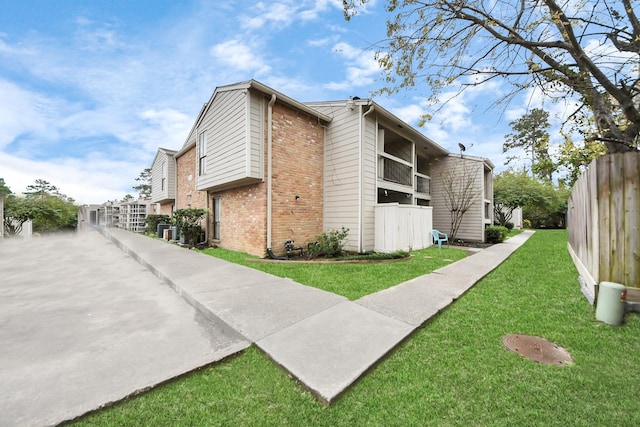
left=198, top=132, right=207, bottom=175
left=212, top=197, right=221, bottom=240
left=161, top=161, right=166, bottom=191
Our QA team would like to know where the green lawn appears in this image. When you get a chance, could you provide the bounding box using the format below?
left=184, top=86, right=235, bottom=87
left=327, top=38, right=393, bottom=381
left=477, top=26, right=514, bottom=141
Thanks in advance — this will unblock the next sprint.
left=200, top=245, right=468, bottom=301
left=73, top=230, right=640, bottom=426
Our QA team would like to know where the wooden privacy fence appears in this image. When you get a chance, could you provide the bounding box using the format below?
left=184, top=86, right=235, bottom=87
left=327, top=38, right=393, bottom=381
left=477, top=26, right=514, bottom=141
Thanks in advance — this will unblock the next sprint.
left=567, top=152, right=640, bottom=303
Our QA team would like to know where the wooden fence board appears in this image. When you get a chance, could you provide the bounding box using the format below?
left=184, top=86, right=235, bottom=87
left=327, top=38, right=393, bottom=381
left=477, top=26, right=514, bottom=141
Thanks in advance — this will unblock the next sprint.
left=597, top=155, right=612, bottom=284
left=623, top=153, right=639, bottom=287
left=568, top=152, right=640, bottom=294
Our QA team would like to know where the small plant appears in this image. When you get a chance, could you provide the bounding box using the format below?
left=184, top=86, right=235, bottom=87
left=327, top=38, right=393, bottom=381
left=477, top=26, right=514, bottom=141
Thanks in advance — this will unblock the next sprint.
left=505, top=222, right=514, bottom=231
left=173, top=208, right=208, bottom=247
left=145, top=214, right=171, bottom=235
left=523, top=219, right=532, bottom=228
left=485, top=225, right=508, bottom=243
left=307, top=227, right=349, bottom=259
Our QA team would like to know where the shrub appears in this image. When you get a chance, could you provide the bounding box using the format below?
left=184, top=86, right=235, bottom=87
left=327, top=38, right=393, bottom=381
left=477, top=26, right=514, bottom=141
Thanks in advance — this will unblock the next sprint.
left=485, top=225, right=508, bottom=243
left=173, top=208, right=208, bottom=247
left=145, top=214, right=171, bottom=234
left=523, top=219, right=532, bottom=229
left=505, top=222, right=514, bottom=231
left=308, top=227, right=349, bottom=259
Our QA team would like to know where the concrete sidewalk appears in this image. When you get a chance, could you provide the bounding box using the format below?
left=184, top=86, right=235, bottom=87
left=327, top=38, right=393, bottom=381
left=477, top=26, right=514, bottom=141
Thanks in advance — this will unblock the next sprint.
left=0, top=231, right=249, bottom=427
left=103, top=228, right=534, bottom=404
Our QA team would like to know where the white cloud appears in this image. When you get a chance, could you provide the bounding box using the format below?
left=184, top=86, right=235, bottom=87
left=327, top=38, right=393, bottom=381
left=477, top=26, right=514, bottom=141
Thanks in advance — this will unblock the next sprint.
left=0, top=151, right=143, bottom=204
left=308, top=35, right=339, bottom=47
left=139, top=108, right=191, bottom=147
left=74, top=17, right=125, bottom=52
left=240, top=2, right=294, bottom=29
left=324, top=41, right=381, bottom=90
left=210, top=39, right=271, bottom=75
left=240, top=0, right=343, bottom=29
left=391, top=103, right=427, bottom=125
left=298, top=0, right=343, bottom=21
left=0, top=80, right=51, bottom=149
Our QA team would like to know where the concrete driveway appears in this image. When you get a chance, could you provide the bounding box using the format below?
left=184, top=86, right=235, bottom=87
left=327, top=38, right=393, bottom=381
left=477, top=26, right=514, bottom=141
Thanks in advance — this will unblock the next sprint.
left=0, top=231, right=249, bottom=427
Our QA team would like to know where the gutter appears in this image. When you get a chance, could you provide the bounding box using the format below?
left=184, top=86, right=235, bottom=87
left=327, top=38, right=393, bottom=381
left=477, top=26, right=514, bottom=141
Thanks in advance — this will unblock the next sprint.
left=266, top=94, right=277, bottom=250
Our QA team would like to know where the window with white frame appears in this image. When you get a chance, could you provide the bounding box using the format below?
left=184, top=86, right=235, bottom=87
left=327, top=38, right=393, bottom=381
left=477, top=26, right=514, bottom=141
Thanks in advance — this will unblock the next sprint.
left=212, top=196, right=221, bottom=240
left=198, top=131, right=207, bottom=175
left=161, top=160, right=166, bottom=191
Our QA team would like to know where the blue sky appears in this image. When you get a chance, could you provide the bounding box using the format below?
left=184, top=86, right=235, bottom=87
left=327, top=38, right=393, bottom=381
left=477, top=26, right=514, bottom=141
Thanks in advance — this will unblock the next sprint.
left=0, top=0, right=543, bottom=204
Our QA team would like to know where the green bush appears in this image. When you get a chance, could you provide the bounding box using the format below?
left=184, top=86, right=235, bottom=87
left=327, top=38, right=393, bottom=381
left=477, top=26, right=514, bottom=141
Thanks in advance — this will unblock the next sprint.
left=173, top=208, right=208, bottom=247
left=145, top=214, right=171, bottom=234
left=308, top=227, right=349, bottom=259
left=523, top=219, right=532, bottom=228
left=485, top=225, right=508, bottom=243
left=505, top=222, right=514, bottom=231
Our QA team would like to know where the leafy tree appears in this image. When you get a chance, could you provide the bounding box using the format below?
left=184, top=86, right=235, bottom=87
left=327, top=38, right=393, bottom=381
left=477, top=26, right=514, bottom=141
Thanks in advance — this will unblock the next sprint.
left=493, top=169, right=545, bottom=226
left=557, top=136, right=607, bottom=186
left=133, top=168, right=152, bottom=199
left=524, top=180, right=571, bottom=229
left=344, top=0, right=640, bottom=154
left=556, top=110, right=608, bottom=185
left=3, top=195, right=32, bottom=236
left=24, top=179, right=58, bottom=200
left=504, top=109, right=555, bottom=181
left=493, top=170, right=569, bottom=229
left=0, top=178, right=11, bottom=197
left=3, top=179, right=78, bottom=235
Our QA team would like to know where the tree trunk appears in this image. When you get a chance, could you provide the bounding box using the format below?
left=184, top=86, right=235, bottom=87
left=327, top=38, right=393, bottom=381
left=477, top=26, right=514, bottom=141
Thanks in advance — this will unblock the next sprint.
left=592, top=92, right=637, bottom=153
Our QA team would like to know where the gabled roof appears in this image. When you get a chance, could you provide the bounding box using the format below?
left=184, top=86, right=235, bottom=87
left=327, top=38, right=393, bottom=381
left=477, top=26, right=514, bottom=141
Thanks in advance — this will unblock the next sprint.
left=151, top=147, right=178, bottom=166
left=305, top=98, right=450, bottom=157
left=176, top=80, right=332, bottom=157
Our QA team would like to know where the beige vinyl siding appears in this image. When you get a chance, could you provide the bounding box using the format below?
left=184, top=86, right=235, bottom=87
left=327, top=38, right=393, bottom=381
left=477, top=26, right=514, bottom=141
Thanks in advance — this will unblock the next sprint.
left=197, top=88, right=263, bottom=191
left=430, top=156, right=485, bottom=242
left=312, top=103, right=361, bottom=251
left=361, top=113, right=378, bottom=251
left=150, top=149, right=176, bottom=203
left=249, top=92, right=264, bottom=178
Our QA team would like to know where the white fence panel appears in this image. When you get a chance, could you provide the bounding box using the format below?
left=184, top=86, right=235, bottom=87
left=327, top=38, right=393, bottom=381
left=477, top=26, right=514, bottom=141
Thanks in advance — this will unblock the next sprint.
left=374, top=204, right=433, bottom=252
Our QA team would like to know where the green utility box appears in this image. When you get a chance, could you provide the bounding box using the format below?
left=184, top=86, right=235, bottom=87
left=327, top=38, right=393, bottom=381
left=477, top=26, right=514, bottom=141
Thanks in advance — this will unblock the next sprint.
left=595, top=281, right=627, bottom=326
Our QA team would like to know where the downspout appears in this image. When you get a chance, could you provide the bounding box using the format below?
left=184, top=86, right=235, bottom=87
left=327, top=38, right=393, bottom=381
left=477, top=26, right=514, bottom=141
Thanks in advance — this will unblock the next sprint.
left=359, top=102, right=375, bottom=253
left=266, top=94, right=276, bottom=250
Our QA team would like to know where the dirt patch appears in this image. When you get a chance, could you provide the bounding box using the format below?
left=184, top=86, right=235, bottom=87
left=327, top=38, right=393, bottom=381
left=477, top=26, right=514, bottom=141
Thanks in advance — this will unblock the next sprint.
left=449, top=240, right=494, bottom=249
left=246, top=255, right=412, bottom=264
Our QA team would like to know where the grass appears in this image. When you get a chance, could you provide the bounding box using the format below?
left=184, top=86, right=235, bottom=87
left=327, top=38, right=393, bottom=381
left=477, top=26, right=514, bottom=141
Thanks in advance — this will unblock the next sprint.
left=200, top=245, right=468, bottom=301
left=72, top=230, right=640, bottom=426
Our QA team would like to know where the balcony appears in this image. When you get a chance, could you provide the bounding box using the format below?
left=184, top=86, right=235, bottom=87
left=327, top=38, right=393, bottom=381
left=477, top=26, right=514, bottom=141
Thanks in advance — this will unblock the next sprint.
left=378, top=153, right=432, bottom=199
left=415, top=173, right=430, bottom=195
left=378, top=154, right=412, bottom=187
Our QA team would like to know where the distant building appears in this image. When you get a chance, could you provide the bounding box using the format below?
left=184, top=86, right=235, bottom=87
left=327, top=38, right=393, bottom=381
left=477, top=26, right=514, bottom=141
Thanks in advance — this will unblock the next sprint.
left=117, top=199, right=152, bottom=232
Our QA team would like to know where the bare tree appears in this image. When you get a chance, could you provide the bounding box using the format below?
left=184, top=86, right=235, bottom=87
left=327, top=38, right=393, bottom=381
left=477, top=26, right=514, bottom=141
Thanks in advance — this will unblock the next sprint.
left=344, top=0, right=640, bottom=154
left=440, top=160, right=480, bottom=240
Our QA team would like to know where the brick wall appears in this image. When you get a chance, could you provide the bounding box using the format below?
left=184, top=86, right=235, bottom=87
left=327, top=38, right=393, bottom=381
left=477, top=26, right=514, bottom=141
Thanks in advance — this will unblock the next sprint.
left=176, top=145, right=207, bottom=210
left=157, top=202, right=173, bottom=216
left=210, top=184, right=267, bottom=256
left=210, top=100, right=324, bottom=257
left=270, top=102, right=324, bottom=254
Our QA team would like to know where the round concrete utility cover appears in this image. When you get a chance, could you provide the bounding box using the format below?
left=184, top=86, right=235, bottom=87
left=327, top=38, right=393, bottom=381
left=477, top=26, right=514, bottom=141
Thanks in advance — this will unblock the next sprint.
left=502, top=334, right=573, bottom=366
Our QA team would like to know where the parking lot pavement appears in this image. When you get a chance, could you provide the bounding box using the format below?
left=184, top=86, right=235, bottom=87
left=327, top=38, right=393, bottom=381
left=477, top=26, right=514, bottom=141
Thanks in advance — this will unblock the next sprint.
left=0, top=231, right=249, bottom=427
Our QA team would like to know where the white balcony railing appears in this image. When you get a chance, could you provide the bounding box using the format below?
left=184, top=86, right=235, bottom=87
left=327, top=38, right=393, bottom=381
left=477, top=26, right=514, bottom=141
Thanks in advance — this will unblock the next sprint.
left=415, top=173, right=431, bottom=195
left=378, top=154, right=412, bottom=187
